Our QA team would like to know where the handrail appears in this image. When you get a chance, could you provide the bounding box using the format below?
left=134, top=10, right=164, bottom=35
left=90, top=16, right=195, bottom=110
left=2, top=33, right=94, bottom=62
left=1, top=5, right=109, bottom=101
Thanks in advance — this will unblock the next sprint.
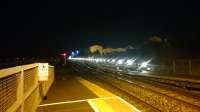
left=0, top=63, right=55, bottom=112
left=0, top=63, right=38, bottom=78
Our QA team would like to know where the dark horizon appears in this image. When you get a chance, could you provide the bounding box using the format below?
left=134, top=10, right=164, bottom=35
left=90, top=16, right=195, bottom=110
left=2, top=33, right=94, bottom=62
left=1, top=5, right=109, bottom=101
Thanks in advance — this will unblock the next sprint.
left=1, top=0, right=200, bottom=58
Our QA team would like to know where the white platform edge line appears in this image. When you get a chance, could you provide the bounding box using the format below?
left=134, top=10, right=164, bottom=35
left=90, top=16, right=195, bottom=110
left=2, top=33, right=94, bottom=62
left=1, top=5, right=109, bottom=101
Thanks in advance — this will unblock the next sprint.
left=87, top=100, right=99, bottom=112
left=39, top=99, right=87, bottom=107
left=117, top=97, right=141, bottom=112
left=39, top=96, right=117, bottom=107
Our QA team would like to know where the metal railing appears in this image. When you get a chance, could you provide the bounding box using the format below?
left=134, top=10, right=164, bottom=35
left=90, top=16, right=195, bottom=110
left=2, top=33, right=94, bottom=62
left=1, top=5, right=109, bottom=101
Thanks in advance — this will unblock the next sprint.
left=149, top=59, right=200, bottom=76
left=0, top=63, right=54, bottom=112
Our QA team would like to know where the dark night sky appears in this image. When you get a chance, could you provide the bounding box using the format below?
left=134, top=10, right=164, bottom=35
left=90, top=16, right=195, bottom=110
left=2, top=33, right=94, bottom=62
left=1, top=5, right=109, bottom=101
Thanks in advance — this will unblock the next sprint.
left=0, top=0, right=200, bottom=57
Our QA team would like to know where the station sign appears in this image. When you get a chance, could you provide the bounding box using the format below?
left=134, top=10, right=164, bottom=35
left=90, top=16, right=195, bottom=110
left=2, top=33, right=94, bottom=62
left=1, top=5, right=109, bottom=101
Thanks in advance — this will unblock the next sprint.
left=38, top=63, right=49, bottom=81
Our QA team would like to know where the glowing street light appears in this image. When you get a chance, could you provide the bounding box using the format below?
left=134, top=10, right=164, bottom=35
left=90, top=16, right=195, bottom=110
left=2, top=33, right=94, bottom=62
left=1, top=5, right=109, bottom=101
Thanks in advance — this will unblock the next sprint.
left=140, top=62, right=148, bottom=68
left=139, top=59, right=152, bottom=69
left=106, top=59, right=111, bottom=62
left=117, top=59, right=124, bottom=65
left=68, top=56, right=72, bottom=59
left=126, top=59, right=134, bottom=66
left=111, top=59, right=116, bottom=63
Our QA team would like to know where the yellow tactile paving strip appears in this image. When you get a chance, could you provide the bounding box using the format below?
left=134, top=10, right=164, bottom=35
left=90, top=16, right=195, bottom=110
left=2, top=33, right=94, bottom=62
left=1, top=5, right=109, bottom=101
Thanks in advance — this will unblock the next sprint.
left=77, top=77, right=140, bottom=112
left=77, top=77, right=115, bottom=97
left=88, top=97, right=140, bottom=112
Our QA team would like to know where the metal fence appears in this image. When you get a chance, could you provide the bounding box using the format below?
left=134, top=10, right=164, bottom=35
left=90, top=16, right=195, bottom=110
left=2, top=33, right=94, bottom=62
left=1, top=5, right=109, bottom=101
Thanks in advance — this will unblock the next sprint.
left=154, top=59, right=200, bottom=76
left=0, top=63, right=54, bottom=112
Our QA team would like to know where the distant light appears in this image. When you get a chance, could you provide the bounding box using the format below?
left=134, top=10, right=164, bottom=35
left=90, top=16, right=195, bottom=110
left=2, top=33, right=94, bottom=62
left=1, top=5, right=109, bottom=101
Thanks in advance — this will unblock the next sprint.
left=140, top=59, right=152, bottom=68
left=63, top=53, right=67, bottom=57
left=76, top=50, right=79, bottom=53
left=95, top=58, right=100, bottom=62
left=141, top=70, right=148, bottom=73
left=126, top=59, right=134, bottom=66
left=107, top=59, right=111, bottom=62
left=140, top=62, right=148, bottom=68
left=71, top=51, right=75, bottom=56
left=147, top=67, right=151, bottom=70
left=68, top=56, right=72, bottom=59
left=111, top=59, right=116, bottom=63
left=61, top=52, right=67, bottom=58
left=76, top=50, right=80, bottom=55
left=117, top=59, right=124, bottom=65
left=99, top=58, right=104, bottom=62
left=88, top=57, right=93, bottom=61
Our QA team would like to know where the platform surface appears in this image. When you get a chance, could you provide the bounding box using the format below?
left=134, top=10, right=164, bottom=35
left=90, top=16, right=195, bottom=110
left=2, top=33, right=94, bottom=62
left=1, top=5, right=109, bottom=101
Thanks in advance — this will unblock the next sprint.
left=37, top=72, right=140, bottom=112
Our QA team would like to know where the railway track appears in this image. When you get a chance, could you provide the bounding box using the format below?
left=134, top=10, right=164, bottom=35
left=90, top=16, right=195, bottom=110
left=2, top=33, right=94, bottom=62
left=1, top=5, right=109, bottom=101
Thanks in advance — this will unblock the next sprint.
left=72, top=64, right=159, bottom=111
left=122, top=74, right=200, bottom=98
left=125, top=72, right=200, bottom=91
left=94, top=72, right=200, bottom=112
left=71, top=63, right=200, bottom=112
left=100, top=66, right=200, bottom=99
left=79, top=71, right=160, bottom=112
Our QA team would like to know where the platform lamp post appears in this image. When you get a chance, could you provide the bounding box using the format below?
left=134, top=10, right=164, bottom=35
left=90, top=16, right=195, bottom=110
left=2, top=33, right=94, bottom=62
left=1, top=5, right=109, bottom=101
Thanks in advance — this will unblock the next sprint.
left=60, top=52, right=67, bottom=65
left=63, top=53, right=67, bottom=65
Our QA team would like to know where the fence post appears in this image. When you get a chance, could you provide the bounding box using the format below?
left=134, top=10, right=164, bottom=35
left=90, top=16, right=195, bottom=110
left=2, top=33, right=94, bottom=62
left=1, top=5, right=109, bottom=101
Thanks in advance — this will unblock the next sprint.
left=172, top=60, right=176, bottom=74
left=189, top=60, right=192, bottom=75
left=17, top=67, right=24, bottom=112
